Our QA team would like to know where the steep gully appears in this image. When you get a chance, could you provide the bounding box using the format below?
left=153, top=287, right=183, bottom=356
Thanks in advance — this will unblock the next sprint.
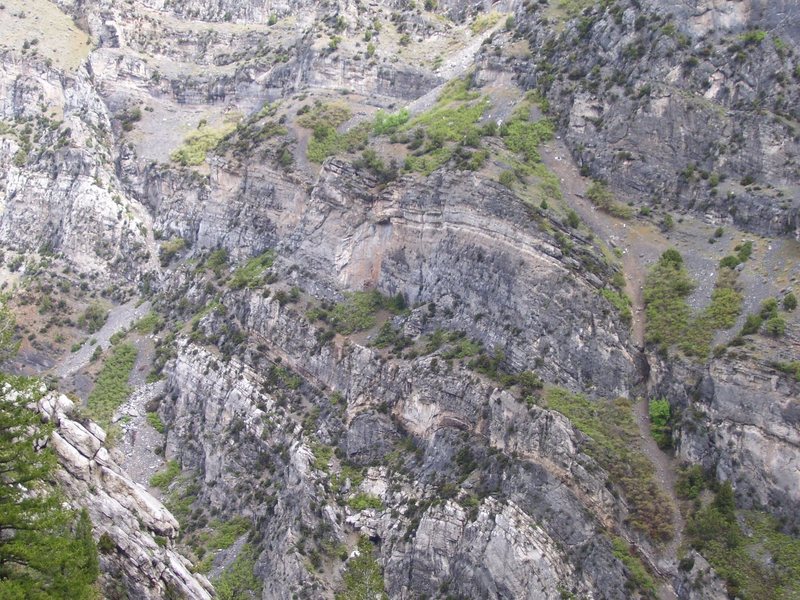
left=542, top=140, right=685, bottom=597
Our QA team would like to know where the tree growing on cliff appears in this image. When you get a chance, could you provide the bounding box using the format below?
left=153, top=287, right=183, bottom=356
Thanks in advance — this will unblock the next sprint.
left=0, top=302, right=99, bottom=599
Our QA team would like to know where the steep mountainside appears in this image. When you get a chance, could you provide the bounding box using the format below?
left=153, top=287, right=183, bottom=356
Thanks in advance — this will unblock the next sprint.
left=1, top=0, right=798, bottom=598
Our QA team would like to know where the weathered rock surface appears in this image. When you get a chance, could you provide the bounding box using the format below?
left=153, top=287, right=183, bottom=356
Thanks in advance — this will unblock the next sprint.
left=37, top=393, right=213, bottom=600
left=516, top=0, right=800, bottom=238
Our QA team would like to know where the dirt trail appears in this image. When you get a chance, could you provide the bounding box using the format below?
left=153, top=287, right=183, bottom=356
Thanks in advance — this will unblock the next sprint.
left=542, top=140, right=684, bottom=596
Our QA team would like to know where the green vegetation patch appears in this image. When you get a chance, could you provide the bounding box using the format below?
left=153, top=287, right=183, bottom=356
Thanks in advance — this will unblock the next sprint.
left=585, top=181, right=634, bottom=219
left=335, top=536, right=388, bottom=600
left=373, top=109, right=410, bottom=135
left=171, top=123, right=236, bottom=166
left=648, top=398, right=671, bottom=449
left=86, top=342, right=137, bottom=430
left=644, top=249, right=743, bottom=357
left=471, top=11, right=503, bottom=33
left=149, top=459, right=181, bottom=491
left=348, top=493, right=384, bottom=511
left=328, top=290, right=406, bottom=335
left=601, top=288, right=632, bottom=324
left=214, top=544, right=262, bottom=600
left=543, top=388, right=674, bottom=542
left=297, top=102, right=369, bottom=163
left=687, top=481, right=800, bottom=599
left=611, top=537, right=657, bottom=597
left=229, top=250, right=276, bottom=289
left=135, top=311, right=163, bottom=334
left=399, top=78, right=490, bottom=175
left=146, top=412, right=165, bottom=433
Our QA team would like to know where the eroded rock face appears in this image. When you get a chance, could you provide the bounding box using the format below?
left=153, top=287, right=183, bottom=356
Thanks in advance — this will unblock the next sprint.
left=37, top=393, right=213, bottom=600
left=162, top=335, right=633, bottom=599
left=516, top=0, right=800, bottom=238
left=650, top=339, right=800, bottom=530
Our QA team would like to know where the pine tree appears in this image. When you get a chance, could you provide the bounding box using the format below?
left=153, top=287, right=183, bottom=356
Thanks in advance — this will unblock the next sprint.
left=0, top=302, right=99, bottom=598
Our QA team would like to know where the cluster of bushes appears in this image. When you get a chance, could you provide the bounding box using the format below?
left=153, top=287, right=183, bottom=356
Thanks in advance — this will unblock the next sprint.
left=86, top=342, right=137, bottom=429
left=682, top=476, right=800, bottom=599
left=171, top=122, right=236, bottom=166
left=741, top=296, right=791, bottom=338
left=354, top=149, right=399, bottom=184
left=719, top=240, right=753, bottom=268
left=229, top=250, right=276, bottom=290
left=77, top=302, right=108, bottom=333
left=308, top=290, right=406, bottom=336
left=544, top=389, right=674, bottom=542
left=297, top=102, right=369, bottom=163
left=648, top=398, right=671, bottom=449
left=644, top=249, right=743, bottom=357
left=335, top=537, right=387, bottom=600
left=586, top=181, right=634, bottom=219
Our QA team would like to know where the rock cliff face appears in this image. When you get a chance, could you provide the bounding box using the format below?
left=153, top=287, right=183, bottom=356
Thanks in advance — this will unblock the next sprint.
left=37, top=393, right=212, bottom=599
left=1, top=0, right=798, bottom=598
left=651, top=335, right=800, bottom=531
left=516, top=0, right=800, bottom=238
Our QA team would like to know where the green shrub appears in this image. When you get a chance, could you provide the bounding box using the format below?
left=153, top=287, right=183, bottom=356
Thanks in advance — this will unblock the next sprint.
left=135, top=311, right=163, bottom=334
left=87, top=343, right=137, bottom=429
left=229, top=250, right=276, bottom=289
left=214, top=544, right=262, bottom=600
left=205, top=517, right=250, bottom=550
left=648, top=398, right=671, bottom=449
left=601, top=289, right=632, bottom=324
left=159, top=237, right=187, bottom=266
left=149, top=460, right=180, bottom=490
left=676, top=465, right=706, bottom=500
left=78, top=303, right=109, bottom=333
left=783, top=292, right=797, bottom=311
left=763, top=316, right=786, bottom=337
left=330, top=290, right=405, bottom=335
left=611, top=537, right=657, bottom=597
left=335, top=537, right=388, bottom=600
left=498, top=170, right=517, bottom=188
left=171, top=124, right=235, bottom=166
left=741, top=313, right=763, bottom=335
left=585, top=181, right=633, bottom=219
left=643, top=249, right=694, bottom=348
left=348, top=493, right=384, bottom=511
left=373, top=108, right=409, bottom=135
left=146, top=412, right=165, bottom=433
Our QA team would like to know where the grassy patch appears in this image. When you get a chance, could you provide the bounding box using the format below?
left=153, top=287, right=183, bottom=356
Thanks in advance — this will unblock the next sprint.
left=399, top=78, right=490, bottom=175
left=297, top=102, right=369, bottom=163
left=611, top=537, right=657, bottom=597
left=471, top=11, right=504, bottom=33
left=348, top=493, right=384, bottom=511
left=214, top=544, right=262, bottom=600
left=601, top=288, right=632, bottom=324
left=149, top=459, right=181, bottom=491
left=201, top=517, right=250, bottom=551
left=86, top=342, right=137, bottom=430
left=171, top=123, right=236, bottom=166
left=146, top=412, right=165, bottom=433
left=328, top=290, right=406, bottom=335
left=373, top=109, right=410, bottom=135
left=229, top=250, right=276, bottom=289
left=586, top=181, right=634, bottom=219
left=648, top=398, right=671, bottom=449
left=311, top=443, right=333, bottom=473
left=543, top=388, right=674, bottom=542
left=335, top=536, right=388, bottom=600
left=135, top=311, right=163, bottom=334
